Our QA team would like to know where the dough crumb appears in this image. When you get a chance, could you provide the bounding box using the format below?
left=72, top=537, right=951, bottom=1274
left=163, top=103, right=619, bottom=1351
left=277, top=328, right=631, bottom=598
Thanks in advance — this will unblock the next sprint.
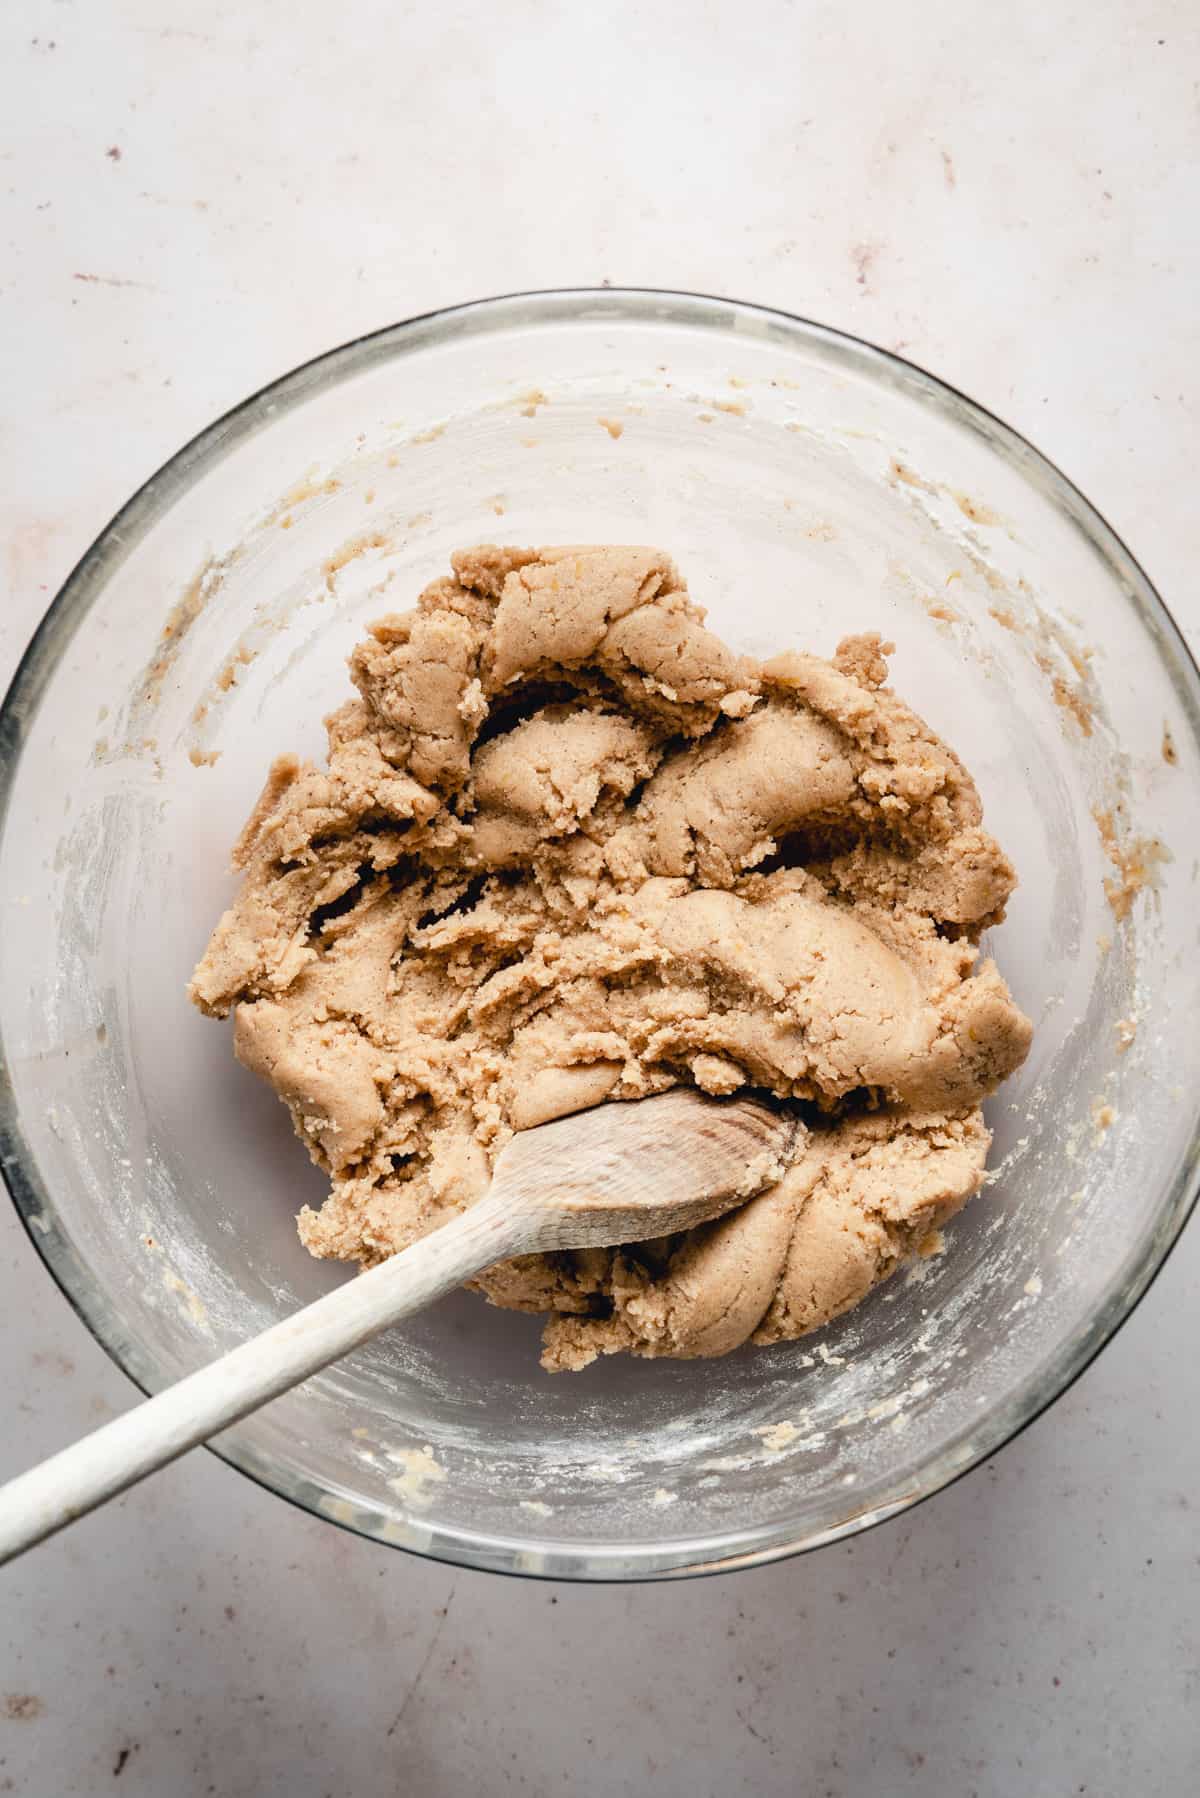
left=890, top=459, right=936, bottom=493
left=1091, top=1098, right=1117, bottom=1138
left=757, top=1420, right=800, bottom=1453
left=954, top=491, right=1001, bottom=526
left=386, top=1446, right=446, bottom=1508
left=1051, top=675, right=1094, bottom=736
left=1093, top=806, right=1171, bottom=921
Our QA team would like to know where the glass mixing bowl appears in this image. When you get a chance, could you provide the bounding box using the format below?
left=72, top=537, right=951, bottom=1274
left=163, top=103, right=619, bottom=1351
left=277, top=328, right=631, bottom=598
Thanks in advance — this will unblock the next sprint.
left=2, top=290, right=1198, bottom=1580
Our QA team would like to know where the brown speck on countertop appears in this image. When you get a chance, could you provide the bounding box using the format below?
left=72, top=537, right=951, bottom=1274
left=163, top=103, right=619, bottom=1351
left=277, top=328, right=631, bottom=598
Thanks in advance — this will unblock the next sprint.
left=106, top=145, right=122, bottom=162
left=941, top=148, right=957, bottom=188
left=851, top=241, right=880, bottom=292
left=113, top=1744, right=138, bottom=1777
left=72, top=272, right=156, bottom=290
left=597, top=417, right=624, bottom=438
left=188, top=746, right=221, bottom=768
left=517, top=388, right=548, bottom=416
left=1162, top=724, right=1177, bottom=765
left=1114, top=1017, right=1137, bottom=1054
left=713, top=397, right=749, bottom=415
left=3, top=1695, right=44, bottom=1721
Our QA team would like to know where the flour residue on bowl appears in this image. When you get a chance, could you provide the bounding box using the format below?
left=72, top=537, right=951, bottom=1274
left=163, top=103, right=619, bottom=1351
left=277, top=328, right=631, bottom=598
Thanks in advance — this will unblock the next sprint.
left=385, top=1444, right=447, bottom=1509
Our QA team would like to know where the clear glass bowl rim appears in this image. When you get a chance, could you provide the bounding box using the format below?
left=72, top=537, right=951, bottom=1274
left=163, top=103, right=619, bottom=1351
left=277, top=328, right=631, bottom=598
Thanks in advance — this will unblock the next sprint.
left=2, top=286, right=1199, bottom=1582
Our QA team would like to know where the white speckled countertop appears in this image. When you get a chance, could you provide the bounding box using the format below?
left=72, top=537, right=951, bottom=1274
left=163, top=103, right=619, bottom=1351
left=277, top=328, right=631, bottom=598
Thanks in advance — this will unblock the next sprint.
left=2, top=3, right=1198, bottom=1792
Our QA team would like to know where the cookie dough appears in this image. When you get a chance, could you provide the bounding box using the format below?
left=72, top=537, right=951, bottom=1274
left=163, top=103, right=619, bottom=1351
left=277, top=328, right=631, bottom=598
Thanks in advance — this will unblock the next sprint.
left=190, top=545, right=1032, bottom=1370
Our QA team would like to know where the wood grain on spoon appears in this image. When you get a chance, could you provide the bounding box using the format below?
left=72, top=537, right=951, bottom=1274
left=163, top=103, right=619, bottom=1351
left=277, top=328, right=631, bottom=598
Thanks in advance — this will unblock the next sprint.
left=0, top=1090, right=798, bottom=1566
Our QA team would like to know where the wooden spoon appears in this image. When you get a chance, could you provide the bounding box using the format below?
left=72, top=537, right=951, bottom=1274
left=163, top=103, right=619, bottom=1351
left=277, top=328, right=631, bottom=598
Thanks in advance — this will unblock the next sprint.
left=0, top=1089, right=797, bottom=1565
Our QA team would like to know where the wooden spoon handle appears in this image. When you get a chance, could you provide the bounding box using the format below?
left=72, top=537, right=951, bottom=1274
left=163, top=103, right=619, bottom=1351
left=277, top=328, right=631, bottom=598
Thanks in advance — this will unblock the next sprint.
left=0, top=1192, right=527, bottom=1567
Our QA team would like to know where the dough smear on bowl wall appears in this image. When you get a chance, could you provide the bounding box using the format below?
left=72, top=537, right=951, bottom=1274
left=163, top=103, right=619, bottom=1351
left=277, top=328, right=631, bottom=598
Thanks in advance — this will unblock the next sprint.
left=189, top=545, right=1032, bottom=1370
